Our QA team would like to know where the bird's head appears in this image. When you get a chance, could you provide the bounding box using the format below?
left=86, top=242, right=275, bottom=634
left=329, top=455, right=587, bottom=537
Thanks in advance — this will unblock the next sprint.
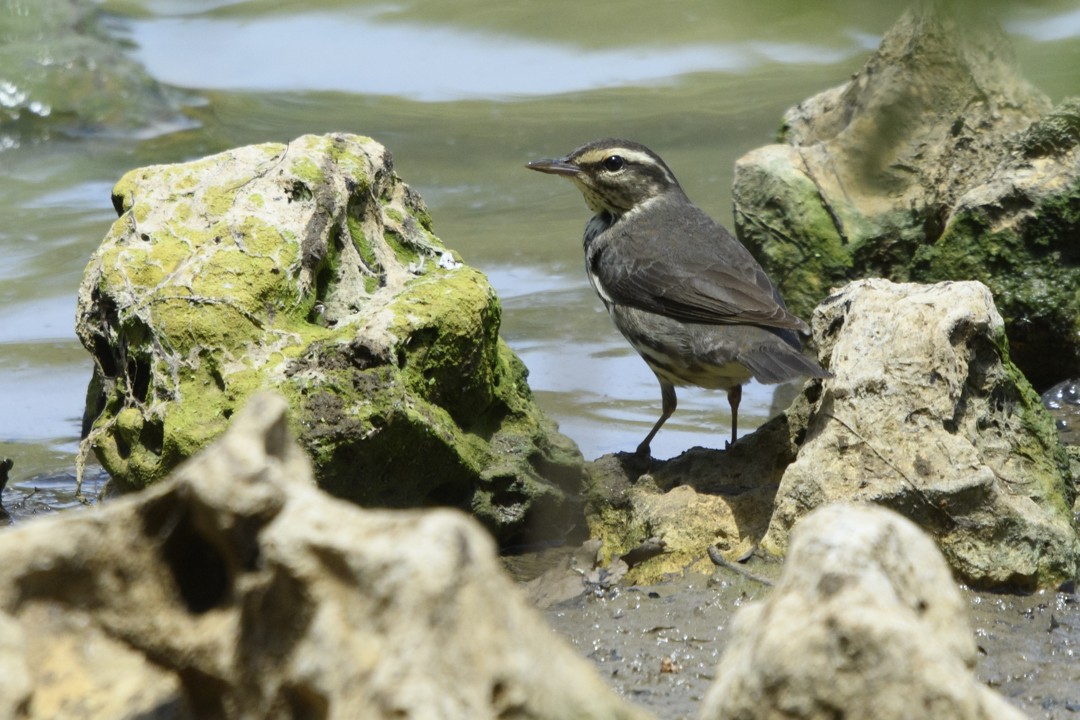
left=527, top=139, right=684, bottom=216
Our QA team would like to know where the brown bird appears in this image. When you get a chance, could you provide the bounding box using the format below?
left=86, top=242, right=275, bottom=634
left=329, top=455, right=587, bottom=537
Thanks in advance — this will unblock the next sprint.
left=527, top=138, right=829, bottom=456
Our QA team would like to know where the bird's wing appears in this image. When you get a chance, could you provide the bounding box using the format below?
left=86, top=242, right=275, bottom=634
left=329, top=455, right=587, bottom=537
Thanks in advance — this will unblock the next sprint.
left=590, top=206, right=809, bottom=332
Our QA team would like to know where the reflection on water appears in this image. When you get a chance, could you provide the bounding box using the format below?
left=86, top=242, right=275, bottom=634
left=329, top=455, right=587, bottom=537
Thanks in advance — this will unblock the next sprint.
left=1007, top=6, right=1080, bottom=42
left=125, top=11, right=865, bottom=100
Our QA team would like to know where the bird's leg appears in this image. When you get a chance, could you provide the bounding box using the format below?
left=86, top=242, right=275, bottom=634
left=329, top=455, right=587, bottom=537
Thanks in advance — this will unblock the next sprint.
left=636, top=379, right=677, bottom=457
left=726, top=384, right=742, bottom=449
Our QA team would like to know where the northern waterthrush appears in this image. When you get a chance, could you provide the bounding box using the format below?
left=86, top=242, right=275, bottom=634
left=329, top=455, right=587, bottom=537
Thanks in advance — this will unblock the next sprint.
left=527, top=138, right=829, bottom=457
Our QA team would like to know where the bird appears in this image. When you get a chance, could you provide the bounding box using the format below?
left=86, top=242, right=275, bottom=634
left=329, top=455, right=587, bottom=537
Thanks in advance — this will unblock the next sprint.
left=526, top=138, right=829, bottom=457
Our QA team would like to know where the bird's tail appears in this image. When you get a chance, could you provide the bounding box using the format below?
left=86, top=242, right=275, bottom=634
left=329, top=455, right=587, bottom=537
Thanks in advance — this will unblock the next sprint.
left=739, top=345, right=831, bottom=385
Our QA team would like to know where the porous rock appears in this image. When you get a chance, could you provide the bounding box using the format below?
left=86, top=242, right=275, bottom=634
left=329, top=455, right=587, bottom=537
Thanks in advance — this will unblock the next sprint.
left=766, top=279, right=1079, bottom=589
left=701, top=503, right=1029, bottom=720
left=579, top=401, right=816, bottom=585
left=732, top=6, right=1080, bottom=388
left=0, top=393, right=652, bottom=720
left=76, top=133, right=586, bottom=545
left=913, top=98, right=1080, bottom=388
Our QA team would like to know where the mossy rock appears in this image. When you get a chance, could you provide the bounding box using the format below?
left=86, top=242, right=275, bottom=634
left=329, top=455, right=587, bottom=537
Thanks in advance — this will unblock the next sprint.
left=77, top=133, right=587, bottom=546
left=731, top=8, right=1080, bottom=390
left=912, top=100, right=1080, bottom=389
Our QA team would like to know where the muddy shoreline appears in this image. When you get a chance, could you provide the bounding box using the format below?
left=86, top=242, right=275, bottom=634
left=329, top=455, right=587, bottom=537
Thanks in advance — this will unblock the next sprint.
left=532, top=561, right=1080, bottom=720
left=2, top=467, right=1077, bottom=719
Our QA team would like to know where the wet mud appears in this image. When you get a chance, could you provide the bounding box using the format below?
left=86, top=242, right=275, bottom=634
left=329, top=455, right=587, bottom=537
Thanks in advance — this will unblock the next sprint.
left=528, top=558, right=1079, bottom=720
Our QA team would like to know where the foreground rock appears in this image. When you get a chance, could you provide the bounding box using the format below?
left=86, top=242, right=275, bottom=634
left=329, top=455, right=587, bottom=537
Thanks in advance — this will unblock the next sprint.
left=701, top=503, right=1028, bottom=720
left=0, top=393, right=651, bottom=720
left=733, top=5, right=1080, bottom=388
left=767, top=279, right=1078, bottom=589
left=77, top=133, right=586, bottom=545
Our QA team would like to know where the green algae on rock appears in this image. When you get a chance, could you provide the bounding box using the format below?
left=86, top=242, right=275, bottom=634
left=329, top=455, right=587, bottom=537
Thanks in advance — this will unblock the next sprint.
left=579, top=414, right=801, bottom=585
left=731, top=7, right=1080, bottom=390
left=911, top=98, right=1080, bottom=389
left=76, top=133, right=586, bottom=546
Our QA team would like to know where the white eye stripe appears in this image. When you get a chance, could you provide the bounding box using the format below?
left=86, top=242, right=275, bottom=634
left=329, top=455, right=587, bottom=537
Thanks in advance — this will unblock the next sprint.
left=577, top=148, right=657, bottom=166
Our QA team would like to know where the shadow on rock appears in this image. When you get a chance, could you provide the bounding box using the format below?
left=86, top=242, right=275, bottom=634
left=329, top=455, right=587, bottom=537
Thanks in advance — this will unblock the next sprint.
left=0, top=393, right=650, bottom=720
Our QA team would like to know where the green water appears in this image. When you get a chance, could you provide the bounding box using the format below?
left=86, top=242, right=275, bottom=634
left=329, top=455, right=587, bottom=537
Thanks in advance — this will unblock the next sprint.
left=1, top=0, right=1078, bottom=487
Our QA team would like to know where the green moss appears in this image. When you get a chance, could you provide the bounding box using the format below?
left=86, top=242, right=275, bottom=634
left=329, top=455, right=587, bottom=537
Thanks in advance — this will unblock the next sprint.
left=203, top=182, right=238, bottom=218
left=1017, top=98, right=1080, bottom=158
left=383, top=229, right=422, bottom=265
left=1002, top=354, right=1076, bottom=515
left=298, top=381, right=488, bottom=509
left=349, top=216, right=379, bottom=270
left=324, top=134, right=375, bottom=178
left=912, top=187, right=1080, bottom=388
left=410, top=202, right=435, bottom=233
left=173, top=172, right=200, bottom=193
left=388, top=269, right=502, bottom=424
left=291, top=156, right=326, bottom=187
left=736, top=162, right=852, bottom=320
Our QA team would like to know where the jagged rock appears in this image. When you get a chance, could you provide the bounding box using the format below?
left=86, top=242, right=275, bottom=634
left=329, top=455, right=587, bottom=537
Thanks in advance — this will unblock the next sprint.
left=579, top=403, right=816, bottom=585
left=913, top=98, right=1080, bottom=388
left=700, top=503, right=1029, bottom=720
left=0, top=393, right=652, bottom=720
left=766, top=279, right=1078, bottom=589
left=76, top=133, right=586, bottom=545
left=732, top=6, right=1080, bottom=389
left=574, top=279, right=1076, bottom=590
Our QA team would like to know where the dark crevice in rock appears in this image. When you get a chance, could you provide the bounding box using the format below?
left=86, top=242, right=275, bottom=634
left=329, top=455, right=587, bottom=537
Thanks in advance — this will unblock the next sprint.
left=140, top=498, right=231, bottom=615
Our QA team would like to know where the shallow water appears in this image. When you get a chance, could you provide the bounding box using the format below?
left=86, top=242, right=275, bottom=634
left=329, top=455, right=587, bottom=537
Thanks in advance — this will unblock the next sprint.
left=1, top=1, right=1079, bottom=715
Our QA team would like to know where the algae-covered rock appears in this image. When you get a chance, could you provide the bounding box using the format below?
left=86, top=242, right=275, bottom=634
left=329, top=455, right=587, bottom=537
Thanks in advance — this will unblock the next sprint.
left=77, top=133, right=586, bottom=545
left=912, top=98, right=1080, bottom=388
left=732, top=6, right=1080, bottom=389
left=766, top=279, right=1079, bottom=590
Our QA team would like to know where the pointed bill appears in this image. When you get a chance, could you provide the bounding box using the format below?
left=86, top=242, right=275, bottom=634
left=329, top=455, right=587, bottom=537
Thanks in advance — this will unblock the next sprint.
left=526, top=158, right=580, bottom=177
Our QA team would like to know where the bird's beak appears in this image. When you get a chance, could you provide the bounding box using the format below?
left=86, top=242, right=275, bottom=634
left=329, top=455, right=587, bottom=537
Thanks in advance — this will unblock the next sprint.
left=526, top=157, right=580, bottom=177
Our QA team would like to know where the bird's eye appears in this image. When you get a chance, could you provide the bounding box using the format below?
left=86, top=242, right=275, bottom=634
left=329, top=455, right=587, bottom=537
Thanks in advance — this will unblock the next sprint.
left=601, top=155, right=625, bottom=172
